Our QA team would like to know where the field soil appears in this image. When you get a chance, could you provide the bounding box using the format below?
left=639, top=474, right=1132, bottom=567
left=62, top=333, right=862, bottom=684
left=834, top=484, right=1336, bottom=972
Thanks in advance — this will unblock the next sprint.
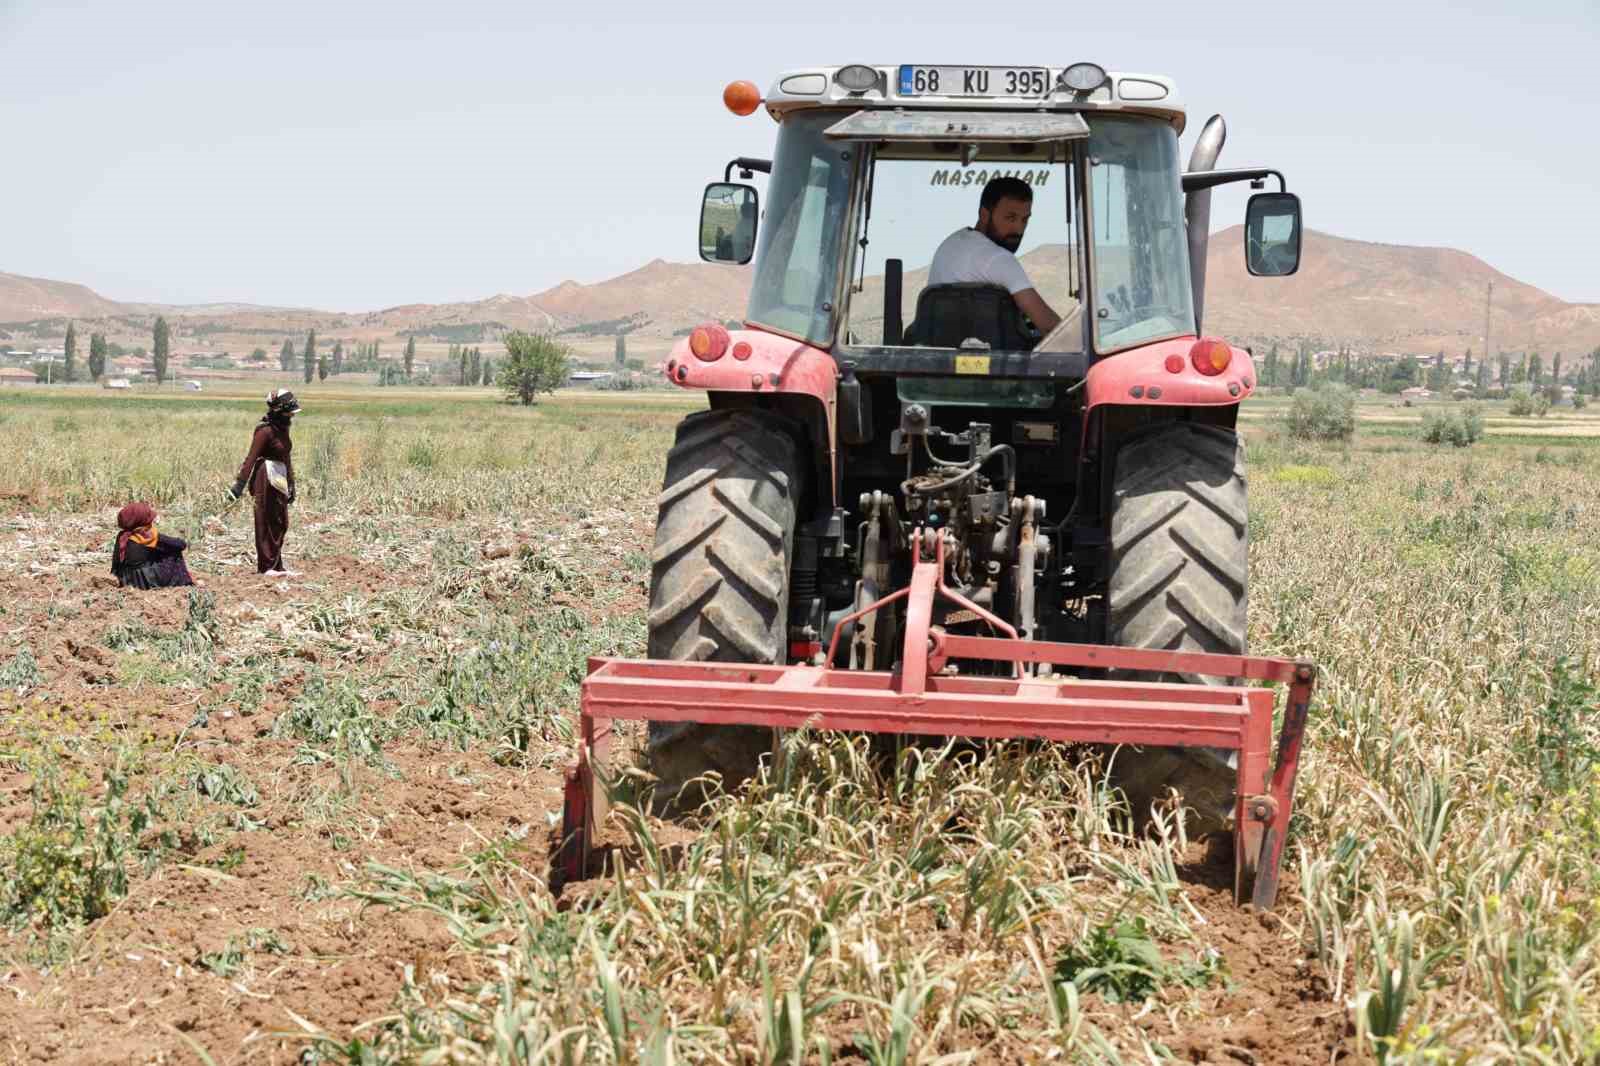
left=0, top=505, right=1341, bottom=1064
left=0, top=515, right=578, bottom=1063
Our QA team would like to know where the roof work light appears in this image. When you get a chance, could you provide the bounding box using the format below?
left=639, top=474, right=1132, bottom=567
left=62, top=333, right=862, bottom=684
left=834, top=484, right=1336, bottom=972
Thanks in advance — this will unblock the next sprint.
left=834, top=64, right=879, bottom=92
left=1060, top=62, right=1108, bottom=92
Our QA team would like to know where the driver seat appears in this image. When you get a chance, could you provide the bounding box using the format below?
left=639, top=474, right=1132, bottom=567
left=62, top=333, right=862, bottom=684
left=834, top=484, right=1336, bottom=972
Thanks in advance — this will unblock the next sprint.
left=902, top=284, right=1036, bottom=351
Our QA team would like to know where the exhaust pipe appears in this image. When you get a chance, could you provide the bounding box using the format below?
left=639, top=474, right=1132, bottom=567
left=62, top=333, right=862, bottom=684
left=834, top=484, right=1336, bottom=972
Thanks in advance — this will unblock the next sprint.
left=1185, top=114, right=1226, bottom=333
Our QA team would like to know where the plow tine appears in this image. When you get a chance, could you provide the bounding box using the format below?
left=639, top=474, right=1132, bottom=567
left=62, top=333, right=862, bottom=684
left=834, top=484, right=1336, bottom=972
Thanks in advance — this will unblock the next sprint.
left=556, top=665, right=616, bottom=890
left=1250, top=663, right=1316, bottom=909
left=558, top=754, right=590, bottom=888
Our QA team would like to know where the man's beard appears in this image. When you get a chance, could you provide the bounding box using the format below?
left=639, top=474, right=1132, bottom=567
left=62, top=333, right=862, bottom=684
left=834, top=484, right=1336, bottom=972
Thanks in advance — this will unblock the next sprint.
left=979, top=222, right=1022, bottom=253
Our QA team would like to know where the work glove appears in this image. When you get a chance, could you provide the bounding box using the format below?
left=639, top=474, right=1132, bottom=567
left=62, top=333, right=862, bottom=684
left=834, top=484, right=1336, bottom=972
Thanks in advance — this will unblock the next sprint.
left=229, top=480, right=245, bottom=500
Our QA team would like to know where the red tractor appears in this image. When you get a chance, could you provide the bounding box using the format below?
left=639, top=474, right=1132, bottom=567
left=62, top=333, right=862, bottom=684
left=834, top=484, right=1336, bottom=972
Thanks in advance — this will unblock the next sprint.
left=563, top=62, right=1316, bottom=907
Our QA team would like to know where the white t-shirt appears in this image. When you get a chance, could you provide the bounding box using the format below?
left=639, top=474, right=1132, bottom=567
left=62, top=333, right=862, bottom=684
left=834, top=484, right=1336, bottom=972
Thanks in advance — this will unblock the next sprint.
left=926, top=228, right=1033, bottom=295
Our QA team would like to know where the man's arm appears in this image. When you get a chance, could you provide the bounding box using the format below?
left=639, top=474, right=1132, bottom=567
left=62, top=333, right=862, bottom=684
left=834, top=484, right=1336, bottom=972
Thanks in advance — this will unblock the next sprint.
left=987, top=251, right=1062, bottom=335
left=1012, top=288, right=1061, bottom=334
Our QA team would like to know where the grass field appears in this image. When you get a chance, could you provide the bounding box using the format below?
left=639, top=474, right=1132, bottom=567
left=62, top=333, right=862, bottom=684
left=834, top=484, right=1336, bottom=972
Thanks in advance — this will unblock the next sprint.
left=1, top=383, right=1598, bottom=1064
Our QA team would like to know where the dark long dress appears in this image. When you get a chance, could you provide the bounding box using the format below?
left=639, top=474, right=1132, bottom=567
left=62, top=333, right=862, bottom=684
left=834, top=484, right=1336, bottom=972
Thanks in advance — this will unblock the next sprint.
left=234, top=418, right=294, bottom=574
left=111, top=534, right=195, bottom=589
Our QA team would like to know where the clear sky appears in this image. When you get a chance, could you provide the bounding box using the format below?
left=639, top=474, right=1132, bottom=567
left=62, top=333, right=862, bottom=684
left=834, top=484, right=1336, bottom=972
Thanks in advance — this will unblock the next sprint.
left=1, top=1, right=1595, bottom=309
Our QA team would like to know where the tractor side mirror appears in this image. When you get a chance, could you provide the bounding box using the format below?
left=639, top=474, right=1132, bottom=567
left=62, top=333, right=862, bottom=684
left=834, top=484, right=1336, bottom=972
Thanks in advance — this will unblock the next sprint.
left=1244, top=192, right=1302, bottom=277
left=699, top=182, right=759, bottom=265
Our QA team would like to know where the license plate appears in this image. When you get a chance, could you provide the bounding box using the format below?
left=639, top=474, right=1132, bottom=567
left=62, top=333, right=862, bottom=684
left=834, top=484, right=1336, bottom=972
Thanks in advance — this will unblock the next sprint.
left=897, top=65, right=1050, bottom=98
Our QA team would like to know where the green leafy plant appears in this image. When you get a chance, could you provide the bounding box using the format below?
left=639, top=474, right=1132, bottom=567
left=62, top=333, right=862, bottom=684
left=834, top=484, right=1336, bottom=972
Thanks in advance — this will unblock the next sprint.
left=193, top=763, right=259, bottom=807
left=2, top=762, right=160, bottom=931
left=1420, top=404, right=1484, bottom=447
left=1355, top=907, right=1417, bottom=1064
left=1286, top=382, right=1357, bottom=441
left=1527, top=659, right=1600, bottom=793
left=0, top=647, right=44, bottom=693
left=1508, top=384, right=1550, bottom=417
left=497, top=331, right=571, bottom=406
left=1052, top=917, right=1221, bottom=1004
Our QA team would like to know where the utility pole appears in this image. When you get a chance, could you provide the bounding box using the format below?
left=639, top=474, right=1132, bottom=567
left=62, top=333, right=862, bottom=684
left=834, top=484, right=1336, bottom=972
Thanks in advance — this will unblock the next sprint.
left=1483, top=280, right=1494, bottom=381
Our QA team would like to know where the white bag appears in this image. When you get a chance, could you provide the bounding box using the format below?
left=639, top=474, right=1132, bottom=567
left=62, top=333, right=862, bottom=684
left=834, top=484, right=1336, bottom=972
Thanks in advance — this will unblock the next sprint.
left=263, top=460, right=290, bottom=496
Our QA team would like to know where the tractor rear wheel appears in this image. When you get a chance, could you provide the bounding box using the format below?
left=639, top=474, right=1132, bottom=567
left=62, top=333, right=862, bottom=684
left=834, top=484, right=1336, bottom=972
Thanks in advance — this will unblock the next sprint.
left=645, top=408, right=801, bottom=809
left=1105, top=423, right=1248, bottom=832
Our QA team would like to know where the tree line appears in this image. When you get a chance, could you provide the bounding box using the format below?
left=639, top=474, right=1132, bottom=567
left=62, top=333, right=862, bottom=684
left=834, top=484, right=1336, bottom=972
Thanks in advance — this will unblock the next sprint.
left=1257, top=341, right=1600, bottom=404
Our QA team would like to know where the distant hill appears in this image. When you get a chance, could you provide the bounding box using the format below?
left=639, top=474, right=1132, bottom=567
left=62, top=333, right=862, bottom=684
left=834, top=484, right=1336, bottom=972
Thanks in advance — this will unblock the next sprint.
left=1202, top=227, right=1600, bottom=355
left=355, top=259, right=753, bottom=342
left=0, top=271, right=124, bottom=321
left=3, top=229, right=1595, bottom=359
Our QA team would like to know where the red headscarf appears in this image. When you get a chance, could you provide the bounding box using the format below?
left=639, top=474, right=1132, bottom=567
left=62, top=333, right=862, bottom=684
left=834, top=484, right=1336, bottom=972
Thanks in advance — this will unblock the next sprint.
left=116, top=502, right=159, bottom=561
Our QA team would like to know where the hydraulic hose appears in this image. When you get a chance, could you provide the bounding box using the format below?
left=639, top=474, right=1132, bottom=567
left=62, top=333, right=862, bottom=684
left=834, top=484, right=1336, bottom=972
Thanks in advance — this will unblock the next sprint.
left=904, top=443, right=1016, bottom=497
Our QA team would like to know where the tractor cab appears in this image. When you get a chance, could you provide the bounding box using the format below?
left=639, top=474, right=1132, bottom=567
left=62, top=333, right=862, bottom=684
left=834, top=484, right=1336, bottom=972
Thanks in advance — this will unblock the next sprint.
left=701, top=64, right=1300, bottom=371
left=686, top=64, right=1303, bottom=539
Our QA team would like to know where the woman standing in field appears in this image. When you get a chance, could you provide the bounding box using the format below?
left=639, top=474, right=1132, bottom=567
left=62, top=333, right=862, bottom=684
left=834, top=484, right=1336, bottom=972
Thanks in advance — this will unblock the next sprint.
left=110, top=502, right=196, bottom=589
left=230, top=389, right=299, bottom=575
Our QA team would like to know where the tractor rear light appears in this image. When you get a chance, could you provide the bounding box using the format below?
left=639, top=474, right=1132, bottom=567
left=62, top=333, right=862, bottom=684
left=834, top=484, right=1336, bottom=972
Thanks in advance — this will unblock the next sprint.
left=723, top=80, right=762, bottom=116
left=1189, top=338, right=1232, bottom=377
left=731, top=340, right=752, bottom=360
left=690, top=323, right=730, bottom=361
left=1163, top=354, right=1185, bottom=374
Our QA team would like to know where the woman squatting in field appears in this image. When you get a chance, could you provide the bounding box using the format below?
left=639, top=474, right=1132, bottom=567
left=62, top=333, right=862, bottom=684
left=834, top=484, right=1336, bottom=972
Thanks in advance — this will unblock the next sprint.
left=110, top=502, right=196, bottom=589
left=230, top=388, right=299, bottom=575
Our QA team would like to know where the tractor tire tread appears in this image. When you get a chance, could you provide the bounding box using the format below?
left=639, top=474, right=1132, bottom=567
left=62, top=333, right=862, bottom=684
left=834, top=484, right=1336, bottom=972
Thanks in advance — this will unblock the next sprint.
left=645, top=408, right=802, bottom=806
left=1108, top=423, right=1247, bottom=664
left=1105, top=423, right=1248, bottom=831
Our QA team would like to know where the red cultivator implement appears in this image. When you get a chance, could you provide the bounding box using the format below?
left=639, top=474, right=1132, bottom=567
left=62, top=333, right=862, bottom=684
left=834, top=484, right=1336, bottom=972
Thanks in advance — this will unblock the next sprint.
left=560, top=531, right=1315, bottom=909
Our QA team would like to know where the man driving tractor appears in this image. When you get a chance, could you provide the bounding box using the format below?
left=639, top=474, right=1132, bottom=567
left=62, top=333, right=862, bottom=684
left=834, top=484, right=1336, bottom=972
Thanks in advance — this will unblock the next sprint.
left=927, top=176, right=1062, bottom=335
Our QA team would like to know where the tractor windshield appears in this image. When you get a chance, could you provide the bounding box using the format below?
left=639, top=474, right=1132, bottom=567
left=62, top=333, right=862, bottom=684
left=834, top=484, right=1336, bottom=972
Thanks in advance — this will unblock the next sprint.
left=1087, top=117, right=1195, bottom=350
left=842, top=147, right=1079, bottom=352
left=746, top=112, right=854, bottom=344
left=749, top=111, right=1193, bottom=354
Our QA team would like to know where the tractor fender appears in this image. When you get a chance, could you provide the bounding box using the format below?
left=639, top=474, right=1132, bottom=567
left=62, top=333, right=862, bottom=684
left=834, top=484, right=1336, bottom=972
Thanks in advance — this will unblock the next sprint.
left=664, top=327, right=838, bottom=505
left=1083, top=336, right=1258, bottom=417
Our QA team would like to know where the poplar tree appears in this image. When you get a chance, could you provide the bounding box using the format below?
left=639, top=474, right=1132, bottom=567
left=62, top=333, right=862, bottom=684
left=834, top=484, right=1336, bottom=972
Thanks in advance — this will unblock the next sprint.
left=63, top=322, right=78, bottom=381
left=153, top=317, right=170, bottom=384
